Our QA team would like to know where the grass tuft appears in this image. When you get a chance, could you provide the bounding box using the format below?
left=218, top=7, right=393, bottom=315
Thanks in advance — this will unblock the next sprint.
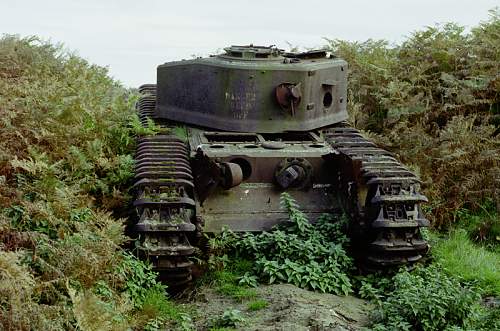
left=216, top=283, right=258, bottom=302
left=433, top=229, right=500, bottom=296
left=246, top=299, right=269, bottom=311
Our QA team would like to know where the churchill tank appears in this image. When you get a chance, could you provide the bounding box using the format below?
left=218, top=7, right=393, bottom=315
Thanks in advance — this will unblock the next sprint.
left=132, top=45, right=430, bottom=287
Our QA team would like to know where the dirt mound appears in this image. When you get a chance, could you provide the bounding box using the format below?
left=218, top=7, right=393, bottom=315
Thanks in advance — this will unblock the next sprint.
left=192, top=284, right=372, bottom=330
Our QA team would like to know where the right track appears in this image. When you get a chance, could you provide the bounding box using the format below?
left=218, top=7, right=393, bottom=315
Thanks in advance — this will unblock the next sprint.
left=324, top=125, right=430, bottom=267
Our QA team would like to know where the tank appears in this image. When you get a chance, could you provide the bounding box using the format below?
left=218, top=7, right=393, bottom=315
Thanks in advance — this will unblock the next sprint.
left=133, top=45, right=430, bottom=287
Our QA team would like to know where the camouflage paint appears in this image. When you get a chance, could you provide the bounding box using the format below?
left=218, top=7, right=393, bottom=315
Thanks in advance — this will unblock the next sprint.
left=156, top=46, right=348, bottom=133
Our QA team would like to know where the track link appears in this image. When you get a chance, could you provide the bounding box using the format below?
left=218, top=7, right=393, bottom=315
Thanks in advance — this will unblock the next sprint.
left=324, top=125, right=430, bottom=267
left=133, top=84, right=196, bottom=287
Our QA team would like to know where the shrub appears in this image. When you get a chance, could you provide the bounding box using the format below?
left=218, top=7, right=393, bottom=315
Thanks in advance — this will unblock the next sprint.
left=326, top=9, right=500, bottom=227
left=455, top=200, right=500, bottom=248
left=233, top=193, right=353, bottom=295
left=370, top=265, right=483, bottom=331
left=0, top=34, right=169, bottom=329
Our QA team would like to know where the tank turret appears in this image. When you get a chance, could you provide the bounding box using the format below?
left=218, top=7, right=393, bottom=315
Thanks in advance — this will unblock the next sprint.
left=156, top=45, right=348, bottom=132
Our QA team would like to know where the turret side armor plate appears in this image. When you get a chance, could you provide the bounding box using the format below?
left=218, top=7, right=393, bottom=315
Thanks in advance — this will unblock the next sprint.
left=156, top=46, right=348, bottom=133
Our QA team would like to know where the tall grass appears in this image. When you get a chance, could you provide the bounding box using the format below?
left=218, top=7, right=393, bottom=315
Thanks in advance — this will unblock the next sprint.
left=433, top=229, right=500, bottom=296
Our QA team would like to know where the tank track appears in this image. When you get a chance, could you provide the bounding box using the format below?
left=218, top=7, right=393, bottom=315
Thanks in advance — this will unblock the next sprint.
left=133, top=84, right=196, bottom=287
left=324, top=125, right=430, bottom=267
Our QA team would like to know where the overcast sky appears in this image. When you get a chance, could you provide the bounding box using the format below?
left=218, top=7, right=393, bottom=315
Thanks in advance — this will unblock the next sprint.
left=1, top=1, right=497, bottom=87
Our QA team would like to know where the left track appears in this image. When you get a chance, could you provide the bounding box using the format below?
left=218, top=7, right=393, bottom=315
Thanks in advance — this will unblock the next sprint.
left=133, top=84, right=196, bottom=288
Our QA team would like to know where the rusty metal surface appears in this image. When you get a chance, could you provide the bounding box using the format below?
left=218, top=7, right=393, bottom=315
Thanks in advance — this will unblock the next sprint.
left=200, top=184, right=337, bottom=232
left=188, top=128, right=331, bottom=184
left=187, top=128, right=338, bottom=234
left=188, top=123, right=429, bottom=267
left=275, top=83, right=302, bottom=116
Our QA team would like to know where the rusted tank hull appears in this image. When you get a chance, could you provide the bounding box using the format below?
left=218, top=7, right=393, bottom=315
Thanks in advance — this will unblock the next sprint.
left=187, top=127, right=338, bottom=232
left=131, top=90, right=430, bottom=287
left=200, top=184, right=336, bottom=232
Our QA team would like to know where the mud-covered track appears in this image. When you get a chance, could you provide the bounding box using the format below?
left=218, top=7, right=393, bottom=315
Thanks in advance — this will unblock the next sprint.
left=324, top=125, right=429, bottom=267
left=133, top=84, right=196, bottom=287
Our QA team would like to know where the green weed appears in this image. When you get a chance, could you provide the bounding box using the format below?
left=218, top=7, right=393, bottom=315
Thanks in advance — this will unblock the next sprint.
left=370, top=265, right=484, bottom=331
left=130, top=114, right=162, bottom=137
left=208, top=309, right=246, bottom=329
left=216, top=283, right=258, bottom=302
left=116, top=252, right=166, bottom=308
left=207, top=270, right=257, bottom=301
left=233, top=193, right=353, bottom=295
left=198, top=257, right=258, bottom=302
left=172, top=125, right=189, bottom=141
left=237, top=272, right=259, bottom=288
left=139, top=288, right=194, bottom=331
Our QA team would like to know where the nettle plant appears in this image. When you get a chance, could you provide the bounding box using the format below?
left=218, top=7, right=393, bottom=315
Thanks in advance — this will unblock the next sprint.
left=368, top=265, right=492, bottom=331
left=230, top=193, right=353, bottom=295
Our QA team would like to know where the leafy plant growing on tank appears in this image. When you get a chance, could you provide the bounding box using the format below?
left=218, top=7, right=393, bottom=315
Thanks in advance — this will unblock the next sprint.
left=130, top=113, right=162, bottom=137
left=226, top=192, right=353, bottom=295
